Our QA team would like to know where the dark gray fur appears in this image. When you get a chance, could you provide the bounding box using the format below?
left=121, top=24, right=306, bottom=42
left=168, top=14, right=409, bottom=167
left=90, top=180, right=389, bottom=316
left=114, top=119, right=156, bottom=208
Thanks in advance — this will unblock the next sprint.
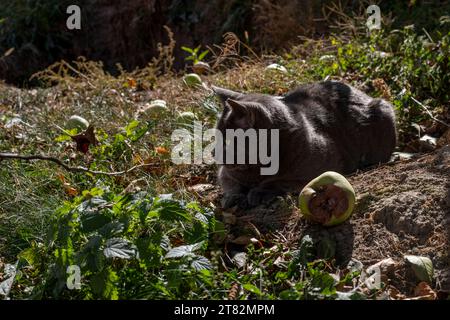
left=213, top=81, right=397, bottom=208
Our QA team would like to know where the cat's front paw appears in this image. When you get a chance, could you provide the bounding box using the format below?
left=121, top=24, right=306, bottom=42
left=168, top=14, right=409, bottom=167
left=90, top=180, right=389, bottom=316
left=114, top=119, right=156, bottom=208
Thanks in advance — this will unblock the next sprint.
left=221, top=193, right=248, bottom=209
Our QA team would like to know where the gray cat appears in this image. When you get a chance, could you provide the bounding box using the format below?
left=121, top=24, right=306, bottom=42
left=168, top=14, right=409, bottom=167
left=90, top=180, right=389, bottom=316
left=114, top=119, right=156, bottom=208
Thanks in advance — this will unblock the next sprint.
left=212, top=81, right=397, bottom=209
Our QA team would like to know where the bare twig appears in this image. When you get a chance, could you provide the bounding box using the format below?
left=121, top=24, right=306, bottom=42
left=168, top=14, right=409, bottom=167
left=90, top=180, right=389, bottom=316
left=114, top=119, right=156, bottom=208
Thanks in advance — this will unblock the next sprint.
left=0, top=153, right=152, bottom=176
left=62, top=60, right=97, bottom=89
left=53, top=124, right=73, bottom=136
left=422, top=28, right=434, bottom=43
left=411, top=97, right=450, bottom=128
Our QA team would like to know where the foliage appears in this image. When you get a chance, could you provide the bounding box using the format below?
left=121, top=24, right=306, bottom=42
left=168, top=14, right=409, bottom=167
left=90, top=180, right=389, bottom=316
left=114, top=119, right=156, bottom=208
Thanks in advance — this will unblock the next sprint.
left=16, top=189, right=216, bottom=299
left=181, top=45, right=209, bottom=65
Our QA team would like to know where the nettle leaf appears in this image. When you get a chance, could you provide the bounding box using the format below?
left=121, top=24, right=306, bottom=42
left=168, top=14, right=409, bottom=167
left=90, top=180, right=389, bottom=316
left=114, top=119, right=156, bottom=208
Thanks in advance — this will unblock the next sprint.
left=80, top=212, right=112, bottom=233
left=194, top=211, right=209, bottom=224
left=165, top=242, right=204, bottom=259
left=184, top=220, right=209, bottom=244
left=82, top=235, right=103, bottom=252
left=79, top=197, right=108, bottom=210
left=243, top=284, right=262, bottom=296
left=136, top=238, right=163, bottom=268
left=309, top=267, right=337, bottom=296
left=161, top=235, right=171, bottom=252
left=154, top=199, right=191, bottom=222
left=190, top=256, right=212, bottom=271
left=404, top=255, right=434, bottom=283
left=90, top=267, right=119, bottom=300
left=99, top=221, right=125, bottom=238
left=165, top=262, right=186, bottom=289
left=336, top=291, right=366, bottom=300
left=135, top=198, right=154, bottom=224
left=78, top=235, right=104, bottom=272
left=78, top=197, right=114, bottom=233
left=288, top=235, right=315, bottom=276
left=103, top=238, right=136, bottom=259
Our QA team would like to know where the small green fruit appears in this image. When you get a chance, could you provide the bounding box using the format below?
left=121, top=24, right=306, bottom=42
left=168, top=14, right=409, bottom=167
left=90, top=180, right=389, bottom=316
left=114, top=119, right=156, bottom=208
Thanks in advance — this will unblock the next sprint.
left=265, top=63, right=288, bottom=74
left=146, top=100, right=168, bottom=116
left=67, top=115, right=89, bottom=131
left=299, top=171, right=355, bottom=226
left=183, top=73, right=203, bottom=87
left=177, top=111, right=196, bottom=124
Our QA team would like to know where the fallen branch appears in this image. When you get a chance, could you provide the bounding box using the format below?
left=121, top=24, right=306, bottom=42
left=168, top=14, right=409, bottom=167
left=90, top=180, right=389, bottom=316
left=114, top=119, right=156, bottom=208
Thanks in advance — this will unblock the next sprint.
left=0, top=153, right=152, bottom=176
left=411, top=97, right=450, bottom=128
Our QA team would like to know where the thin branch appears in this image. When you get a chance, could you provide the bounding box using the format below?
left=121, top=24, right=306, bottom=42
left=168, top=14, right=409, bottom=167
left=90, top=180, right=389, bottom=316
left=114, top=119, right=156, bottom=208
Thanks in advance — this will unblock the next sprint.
left=422, top=28, right=434, bottom=43
left=62, top=60, right=97, bottom=89
left=411, top=97, right=450, bottom=128
left=0, top=153, right=152, bottom=176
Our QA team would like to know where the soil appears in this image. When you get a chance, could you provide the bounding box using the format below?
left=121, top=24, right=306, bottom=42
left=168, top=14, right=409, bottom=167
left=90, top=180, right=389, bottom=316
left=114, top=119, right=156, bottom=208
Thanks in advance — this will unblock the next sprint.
left=206, top=145, right=450, bottom=298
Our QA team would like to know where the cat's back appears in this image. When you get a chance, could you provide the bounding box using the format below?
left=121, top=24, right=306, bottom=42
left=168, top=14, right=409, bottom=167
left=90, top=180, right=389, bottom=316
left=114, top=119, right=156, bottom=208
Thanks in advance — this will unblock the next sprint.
left=282, top=80, right=396, bottom=170
left=282, top=80, right=375, bottom=125
left=283, top=81, right=370, bottom=109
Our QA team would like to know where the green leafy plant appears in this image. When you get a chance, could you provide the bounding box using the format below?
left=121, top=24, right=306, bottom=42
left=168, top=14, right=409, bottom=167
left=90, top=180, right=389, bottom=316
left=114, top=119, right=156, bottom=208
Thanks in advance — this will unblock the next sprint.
left=17, top=187, right=216, bottom=299
left=181, top=45, right=209, bottom=64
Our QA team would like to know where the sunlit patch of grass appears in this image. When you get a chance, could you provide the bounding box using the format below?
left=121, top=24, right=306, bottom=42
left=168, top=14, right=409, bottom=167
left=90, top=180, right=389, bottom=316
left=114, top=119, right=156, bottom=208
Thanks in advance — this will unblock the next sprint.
left=0, top=161, right=65, bottom=259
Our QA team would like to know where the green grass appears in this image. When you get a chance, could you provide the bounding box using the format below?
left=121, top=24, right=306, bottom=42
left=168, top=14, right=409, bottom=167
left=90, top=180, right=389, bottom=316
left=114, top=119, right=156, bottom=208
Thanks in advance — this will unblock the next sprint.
left=0, top=162, right=64, bottom=259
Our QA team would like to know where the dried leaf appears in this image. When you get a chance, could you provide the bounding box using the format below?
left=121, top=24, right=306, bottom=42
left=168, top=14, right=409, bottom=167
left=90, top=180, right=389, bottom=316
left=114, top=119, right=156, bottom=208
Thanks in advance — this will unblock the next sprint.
left=71, top=125, right=98, bottom=154
left=65, top=186, right=78, bottom=197
left=187, top=184, right=215, bottom=194
left=126, top=78, right=137, bottom=88
left=387, top=286, right=406, bottom=300
left=231, top=236, right=253, bottom=246
left=437, top=128, right=450, bottom=147
left=155, top=146, right=169, bottom=155
left=57, top=174, right=66, bottom=184
left=231, top=251, right=247, bottom=269
left=2, top=47, right=15, bottom=58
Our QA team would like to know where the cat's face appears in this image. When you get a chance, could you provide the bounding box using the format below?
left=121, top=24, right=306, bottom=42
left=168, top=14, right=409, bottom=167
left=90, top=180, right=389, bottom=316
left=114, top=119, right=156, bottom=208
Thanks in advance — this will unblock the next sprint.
left=212, top=86, right=275, bottom=170
left=213, top=85, right=274, bottom=130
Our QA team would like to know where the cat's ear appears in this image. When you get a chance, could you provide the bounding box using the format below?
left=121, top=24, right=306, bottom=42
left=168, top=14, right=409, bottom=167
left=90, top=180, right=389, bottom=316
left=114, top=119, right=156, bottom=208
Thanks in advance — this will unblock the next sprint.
left=226, top=99, right=271, bottom=128
left=211, top=85, right=244, bottom=105
left=226, top=99, right=248, bottom=118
